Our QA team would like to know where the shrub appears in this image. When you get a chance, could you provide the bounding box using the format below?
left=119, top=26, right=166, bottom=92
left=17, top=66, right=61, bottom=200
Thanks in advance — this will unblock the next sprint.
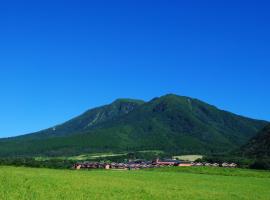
left=250, top=159, right=270, bottom=170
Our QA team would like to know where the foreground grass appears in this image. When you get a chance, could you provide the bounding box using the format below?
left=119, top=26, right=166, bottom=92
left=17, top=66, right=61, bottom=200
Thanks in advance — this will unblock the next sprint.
left=0, top=166, right=270, bottom=200
left=147, top=166, right=270, bottom=178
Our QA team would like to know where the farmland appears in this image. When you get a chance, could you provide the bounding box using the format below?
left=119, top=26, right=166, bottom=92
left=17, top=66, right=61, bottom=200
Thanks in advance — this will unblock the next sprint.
left=34, top=150, right=166, bottom=162
left=35, top=152, right=128, bottom=161
left=0, top=166, right=269, bottom=200
left=172, top=155, right=203, bottom=161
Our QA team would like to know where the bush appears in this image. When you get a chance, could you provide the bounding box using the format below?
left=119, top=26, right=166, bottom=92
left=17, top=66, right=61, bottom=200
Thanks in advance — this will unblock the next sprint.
left=250, top=159, right=270, bottom=170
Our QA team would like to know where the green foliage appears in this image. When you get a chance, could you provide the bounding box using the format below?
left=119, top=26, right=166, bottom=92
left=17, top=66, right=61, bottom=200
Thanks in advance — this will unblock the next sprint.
left=0, top=166, right=270, bottom=200
left=0, top=94, right=267, bottom=157
left=241, top=124, right=270, bottom=158
left=250, top=159, right=270, bottom=170
left=0, top=158, right=75, bottom=169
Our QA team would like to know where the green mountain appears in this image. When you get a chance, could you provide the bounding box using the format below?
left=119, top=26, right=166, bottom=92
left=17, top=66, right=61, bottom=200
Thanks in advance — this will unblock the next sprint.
left=27, top=98, right=145, bottom=138
left=241, top=124, right=270, bottom=158
left=0, top=94, right=267, bottom=157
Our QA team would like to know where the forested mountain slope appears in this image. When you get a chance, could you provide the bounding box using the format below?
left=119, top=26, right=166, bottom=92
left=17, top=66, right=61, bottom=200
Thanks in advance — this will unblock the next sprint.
left=0, top=94, right=267, bottom=157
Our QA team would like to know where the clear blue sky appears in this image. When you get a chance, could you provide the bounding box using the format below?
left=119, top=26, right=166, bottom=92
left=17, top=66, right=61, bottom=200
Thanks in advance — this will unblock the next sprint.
left=0, top=0, right=269, bottom=138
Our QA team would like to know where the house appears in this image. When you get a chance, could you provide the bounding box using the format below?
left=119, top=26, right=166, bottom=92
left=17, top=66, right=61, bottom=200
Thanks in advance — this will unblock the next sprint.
left=193, top=162, right=203, bottom=166
left=221, top=163, right=229, bottom=167
left=73, top=162, right=110, bottom=170
left=212, top=163, right=219, bottom=167
left=154, top=159, right=181, bottom=166
left=177, top=162, right=193, bottom=167
left=74, top=164, right=82, bottom=170
left=221, top=162, right=238, bottom=168
left=154, top=159, right=193, bottom=167
left=229, top=163, right=237, bottom=168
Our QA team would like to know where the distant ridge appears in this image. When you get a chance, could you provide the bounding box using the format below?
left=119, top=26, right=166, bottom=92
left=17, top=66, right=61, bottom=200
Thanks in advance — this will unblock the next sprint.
left=241, top=124, right=270, bottom=158
left=0, top=94, right=267, bottom=157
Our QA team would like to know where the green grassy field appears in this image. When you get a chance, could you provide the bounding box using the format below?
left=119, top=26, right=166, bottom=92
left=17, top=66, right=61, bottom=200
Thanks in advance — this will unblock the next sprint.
left=173, top=155, right=203, bottom=161
left=34, top=150, right=165, bottom=161
left=0, top=166, right=269, bottom=200
left=35, top=152, right=128, bottom=161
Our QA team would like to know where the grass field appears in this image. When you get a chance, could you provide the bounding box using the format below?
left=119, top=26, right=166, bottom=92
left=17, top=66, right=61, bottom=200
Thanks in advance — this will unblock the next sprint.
left=39, top=153, right=128, bottom=161
left=35, top=152, right=128, bottom=161
left=0, top=166, right=270, bottom=200
left=172, top=155, right=203, bottom=161
left=35, top=150, right=165, bottom=161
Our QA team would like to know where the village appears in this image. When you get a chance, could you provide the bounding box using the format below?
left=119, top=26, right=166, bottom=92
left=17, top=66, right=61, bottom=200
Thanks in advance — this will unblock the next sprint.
left=73, top=158, right=237, bottom=170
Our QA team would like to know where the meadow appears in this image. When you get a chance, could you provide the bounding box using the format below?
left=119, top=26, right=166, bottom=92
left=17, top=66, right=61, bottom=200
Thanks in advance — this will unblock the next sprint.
left=34, top=150, right=166, bottom=161
left=0, top=166, right=270, bottom=200
left=172, top=155, right=203, bottom=161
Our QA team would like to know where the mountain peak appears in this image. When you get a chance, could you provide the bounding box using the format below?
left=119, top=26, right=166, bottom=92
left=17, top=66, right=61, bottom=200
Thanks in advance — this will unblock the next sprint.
left=113, top=98, right=145, bottom=105
left=0, top=94, right=267, bottom=157
left=155, top=94, right=192, bottom=101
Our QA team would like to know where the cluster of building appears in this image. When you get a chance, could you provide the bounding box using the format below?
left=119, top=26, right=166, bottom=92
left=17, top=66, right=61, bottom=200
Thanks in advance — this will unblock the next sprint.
left=73, top=159, right=237, bottom=170
left=193, top=162, right=237, bottom=168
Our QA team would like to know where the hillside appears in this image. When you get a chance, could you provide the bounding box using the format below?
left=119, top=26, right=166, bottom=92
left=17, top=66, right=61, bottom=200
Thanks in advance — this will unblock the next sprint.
left=241, top=124, right=270, bottom=158
left=23, top=98, right=145, bottom=138
left=0, top=94, right=267, bottom=157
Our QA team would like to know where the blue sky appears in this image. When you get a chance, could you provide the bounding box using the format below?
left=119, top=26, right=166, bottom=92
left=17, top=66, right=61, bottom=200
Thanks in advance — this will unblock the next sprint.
left=0, top=0, right=269, bottom=137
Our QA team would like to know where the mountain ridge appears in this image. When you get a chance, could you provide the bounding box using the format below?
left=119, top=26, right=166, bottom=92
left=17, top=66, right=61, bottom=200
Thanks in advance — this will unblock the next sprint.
left=0, top=94, right=267, bottom=157
left=241, top=124, right=270, bottom=158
